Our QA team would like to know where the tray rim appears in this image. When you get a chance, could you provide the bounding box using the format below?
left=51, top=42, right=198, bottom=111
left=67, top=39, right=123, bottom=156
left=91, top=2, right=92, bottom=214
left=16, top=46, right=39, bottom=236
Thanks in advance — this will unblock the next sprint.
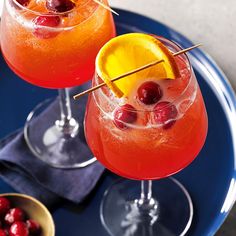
left=114, top=8, right=236, bottom=236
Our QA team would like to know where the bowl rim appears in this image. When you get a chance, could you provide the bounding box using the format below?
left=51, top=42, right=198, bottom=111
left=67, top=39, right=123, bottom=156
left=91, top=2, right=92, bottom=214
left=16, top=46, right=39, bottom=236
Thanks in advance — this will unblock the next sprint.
left=0, top=193, right=55, bottom=235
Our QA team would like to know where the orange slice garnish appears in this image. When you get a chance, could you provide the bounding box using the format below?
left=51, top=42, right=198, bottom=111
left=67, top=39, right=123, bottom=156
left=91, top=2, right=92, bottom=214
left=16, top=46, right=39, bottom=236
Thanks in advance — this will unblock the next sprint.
left=96, top=33, right=180, bottom=98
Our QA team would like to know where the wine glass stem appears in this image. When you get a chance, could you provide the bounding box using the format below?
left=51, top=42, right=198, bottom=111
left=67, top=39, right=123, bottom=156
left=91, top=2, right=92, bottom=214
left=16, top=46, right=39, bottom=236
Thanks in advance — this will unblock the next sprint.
left=56, top=88, right=79, bottom=136
left=141, top=180, right=152, bottom=201
left=59, top=88, right=72, bottom=121
left=136, top=180, right=159, bottom=224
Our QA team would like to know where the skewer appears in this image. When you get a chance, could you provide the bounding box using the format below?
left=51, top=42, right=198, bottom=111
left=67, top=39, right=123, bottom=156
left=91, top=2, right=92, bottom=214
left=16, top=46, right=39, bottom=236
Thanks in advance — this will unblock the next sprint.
left=93, top=0, right=119, bottom=15
left=73, top=43, right=202, bottom=100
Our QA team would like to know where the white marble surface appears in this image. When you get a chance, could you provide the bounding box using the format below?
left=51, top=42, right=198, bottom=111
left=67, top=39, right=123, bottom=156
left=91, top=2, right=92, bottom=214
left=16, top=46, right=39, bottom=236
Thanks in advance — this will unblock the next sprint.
left=110, top=0, right=236, bottom=90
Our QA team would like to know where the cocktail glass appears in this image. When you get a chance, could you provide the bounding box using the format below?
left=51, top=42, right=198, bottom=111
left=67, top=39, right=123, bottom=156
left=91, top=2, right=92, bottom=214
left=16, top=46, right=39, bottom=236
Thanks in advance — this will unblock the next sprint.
left=0, top=0, right=115, bottom=168
left=85, top=35, right=208, bottom=235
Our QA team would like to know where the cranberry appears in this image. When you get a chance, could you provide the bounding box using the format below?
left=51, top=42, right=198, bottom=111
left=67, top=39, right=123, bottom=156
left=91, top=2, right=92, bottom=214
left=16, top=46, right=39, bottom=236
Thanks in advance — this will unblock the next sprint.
left=137, top=81, right=163, bottom=105
left=0, top=198, right=11, bottom=217
left=154, top=101, right=178, bottom=129
left=33, top=15, right=61, bottom=39
left=15, top=0, right=30, bottom=7
left=0, top=229, right=7, bottom=236
left=5, top=208, right=25, bottom=225
left=26, top=220, right=41, bottom=235
left=9, top=222, right=28, bottom=236
left=46, top=0, right=75, bottom=13
left=113, top=104, right=137, bottom=129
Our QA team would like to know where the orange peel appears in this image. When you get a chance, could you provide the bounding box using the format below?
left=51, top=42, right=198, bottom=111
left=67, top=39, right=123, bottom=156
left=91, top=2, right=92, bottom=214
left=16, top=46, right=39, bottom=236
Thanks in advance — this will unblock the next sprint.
left=96, top=33, right=180, bottom=98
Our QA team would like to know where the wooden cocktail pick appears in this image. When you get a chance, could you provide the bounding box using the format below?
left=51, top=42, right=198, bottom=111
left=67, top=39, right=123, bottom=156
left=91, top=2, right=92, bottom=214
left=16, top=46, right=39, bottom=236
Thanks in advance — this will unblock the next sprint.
left=93, top=0, right=119, bottom=15
left=73, top=43, right=202, bottom=100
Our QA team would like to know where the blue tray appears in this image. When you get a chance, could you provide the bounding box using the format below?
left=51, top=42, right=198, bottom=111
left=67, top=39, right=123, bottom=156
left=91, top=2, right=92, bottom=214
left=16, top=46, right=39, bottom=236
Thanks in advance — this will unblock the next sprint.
left=1, top=9, right=236, bottom=236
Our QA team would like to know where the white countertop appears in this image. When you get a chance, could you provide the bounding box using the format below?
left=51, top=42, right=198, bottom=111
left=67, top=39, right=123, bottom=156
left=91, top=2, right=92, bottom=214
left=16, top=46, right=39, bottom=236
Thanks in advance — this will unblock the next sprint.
left=110, top=0, right=236, bottom=90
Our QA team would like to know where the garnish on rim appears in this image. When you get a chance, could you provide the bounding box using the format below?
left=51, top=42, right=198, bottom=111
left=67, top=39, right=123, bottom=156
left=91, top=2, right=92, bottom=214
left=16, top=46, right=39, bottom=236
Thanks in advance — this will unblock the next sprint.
left=95, top=33, right=180, bottom=98
left=73, top=43, right=202, bottom=100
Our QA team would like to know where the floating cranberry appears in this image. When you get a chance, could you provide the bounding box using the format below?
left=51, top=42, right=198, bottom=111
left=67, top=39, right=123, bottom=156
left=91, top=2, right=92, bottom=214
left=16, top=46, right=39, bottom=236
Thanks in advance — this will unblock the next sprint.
left=0, top=229, right=7, bottom=236
left=137, top=81, right=163, bottom=105
left=26, top=220, right=41, bottom=235
left=9, top=222, right=28, bottom=236
left=113, top=104, right=137, bottom=129
left=154, top=101, right=178, bottom=129
left=5, top=208, right=25, bottom=225
left=46, top=0, right=75, bottom=13
left=0, top=198, right=11, bottom=217
left=33, top=15, right=61, bottom=39
left=15, top=0, right=30, bottom=7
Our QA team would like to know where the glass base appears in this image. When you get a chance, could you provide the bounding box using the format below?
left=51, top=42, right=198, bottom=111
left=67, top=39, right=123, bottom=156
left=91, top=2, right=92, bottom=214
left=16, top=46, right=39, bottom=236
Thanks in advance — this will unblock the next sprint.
left=101, top=178, right=193, bottom=236
left=24, top=98, right=96, bottom=169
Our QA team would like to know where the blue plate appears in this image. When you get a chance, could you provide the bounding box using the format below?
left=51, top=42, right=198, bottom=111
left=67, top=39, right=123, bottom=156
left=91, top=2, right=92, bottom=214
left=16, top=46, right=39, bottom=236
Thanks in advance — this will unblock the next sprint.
left=1, top=9, right=236, bottom=236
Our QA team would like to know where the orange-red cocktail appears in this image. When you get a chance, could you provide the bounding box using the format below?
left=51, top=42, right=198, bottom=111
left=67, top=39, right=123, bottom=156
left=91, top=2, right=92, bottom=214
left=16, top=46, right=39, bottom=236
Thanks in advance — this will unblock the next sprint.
left=85, top=34, right=208, bottom=180
left=1, top=0, right=116, bottom=88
